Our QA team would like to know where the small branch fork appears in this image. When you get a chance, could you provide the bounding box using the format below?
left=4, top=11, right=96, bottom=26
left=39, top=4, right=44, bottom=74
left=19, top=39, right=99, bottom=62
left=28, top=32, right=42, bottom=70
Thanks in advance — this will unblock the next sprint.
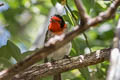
left=0, top=0, right=120, bottom=80
left=74, top=0, right=90, bottom=24
left=12, top=48, right=111, bottom=80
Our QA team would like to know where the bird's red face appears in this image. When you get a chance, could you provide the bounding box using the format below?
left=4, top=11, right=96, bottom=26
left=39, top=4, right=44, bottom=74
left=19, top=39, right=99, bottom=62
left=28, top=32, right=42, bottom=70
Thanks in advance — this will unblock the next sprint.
left=48, top=15, right=67, bottom=35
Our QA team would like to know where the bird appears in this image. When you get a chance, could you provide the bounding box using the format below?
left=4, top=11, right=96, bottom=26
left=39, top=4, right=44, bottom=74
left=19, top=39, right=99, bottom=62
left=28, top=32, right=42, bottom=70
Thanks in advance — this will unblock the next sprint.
left=44, top=14, right=72, bottom=80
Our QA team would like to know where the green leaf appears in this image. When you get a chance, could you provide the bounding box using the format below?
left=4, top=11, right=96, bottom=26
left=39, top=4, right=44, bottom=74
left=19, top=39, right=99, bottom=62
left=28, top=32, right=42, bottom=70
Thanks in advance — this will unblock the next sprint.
left=90, top=1, right=107, bottom=16
left=0, top=40, right=22, bottom=62
left=96, top=1, right=107, bottom=9
left=0, top=57, right=13, bottom=68
left=91, top=46, right=104, bottom=52
left=72, top=10, right=79, bottom=20
left=0, top=45, right=11, bottom=59
left=63, top=69, right=85, bottom=80
left=51, top=0, right=57, bottom=6
left=63, top=14, right=73, bottom=26
left=79, top=68, right=91, bottom=80
left=7, top=40, right=22, bottom=61
left=70, top=48, right=77, bottom=55
left=95, top=66, right=105, bottom=79
left=82, top=0, right=94, bottom=13
left=71, top=37, right=86, bottom=56
left=21, top=51, right=34, bottom=58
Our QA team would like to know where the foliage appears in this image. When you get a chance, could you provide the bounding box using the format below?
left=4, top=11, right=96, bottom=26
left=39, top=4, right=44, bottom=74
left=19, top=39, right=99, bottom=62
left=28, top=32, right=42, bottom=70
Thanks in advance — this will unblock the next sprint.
left=0, top=0, right=118, bottom=80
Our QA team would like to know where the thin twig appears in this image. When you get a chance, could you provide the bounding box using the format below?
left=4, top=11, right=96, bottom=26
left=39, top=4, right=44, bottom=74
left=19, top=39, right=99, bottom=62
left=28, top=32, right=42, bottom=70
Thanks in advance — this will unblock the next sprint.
left=83, top=33, right=92, bottom=53
left=66, top=3, right=77, bottom=21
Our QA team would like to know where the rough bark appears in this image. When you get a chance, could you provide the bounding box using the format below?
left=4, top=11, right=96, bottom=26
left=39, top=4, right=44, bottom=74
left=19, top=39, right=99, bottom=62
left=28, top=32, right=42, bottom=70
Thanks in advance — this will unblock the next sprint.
left=12, top=48, right=111, bottom=80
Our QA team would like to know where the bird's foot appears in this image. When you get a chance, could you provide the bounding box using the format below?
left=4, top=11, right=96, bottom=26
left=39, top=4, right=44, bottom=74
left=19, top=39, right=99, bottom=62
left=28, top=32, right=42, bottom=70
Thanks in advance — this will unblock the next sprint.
left=63, top=55, right=71, bottom=59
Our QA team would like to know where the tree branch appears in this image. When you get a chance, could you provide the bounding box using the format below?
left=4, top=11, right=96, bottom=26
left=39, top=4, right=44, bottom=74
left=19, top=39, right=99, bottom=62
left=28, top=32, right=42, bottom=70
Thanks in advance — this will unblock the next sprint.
left=12, top=48, right=111, bottom=80
left=0, top=0, right=120, bottom=80
left=87, top=0, right=120, bottom=26
left=74, top=0, right=90, bottom=24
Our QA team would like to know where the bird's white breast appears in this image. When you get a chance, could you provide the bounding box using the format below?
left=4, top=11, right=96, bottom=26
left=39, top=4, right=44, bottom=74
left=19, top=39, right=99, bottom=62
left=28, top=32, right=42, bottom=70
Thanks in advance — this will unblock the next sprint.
left=48, top=42, right=72, bottom=60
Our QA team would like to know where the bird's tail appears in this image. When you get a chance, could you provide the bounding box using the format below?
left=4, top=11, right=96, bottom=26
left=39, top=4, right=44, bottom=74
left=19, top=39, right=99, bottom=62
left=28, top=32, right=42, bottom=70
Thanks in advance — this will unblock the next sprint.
left=53, top=73, right=61, bottom=80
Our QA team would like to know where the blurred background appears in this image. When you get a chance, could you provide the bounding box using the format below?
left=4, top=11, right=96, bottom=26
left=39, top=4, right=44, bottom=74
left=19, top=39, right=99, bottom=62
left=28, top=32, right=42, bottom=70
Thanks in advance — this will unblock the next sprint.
left=0, top=0, right=118, bottom=80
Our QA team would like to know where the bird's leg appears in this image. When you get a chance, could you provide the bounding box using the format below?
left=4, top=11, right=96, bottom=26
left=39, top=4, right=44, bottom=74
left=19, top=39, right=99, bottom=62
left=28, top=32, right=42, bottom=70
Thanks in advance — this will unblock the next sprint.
left=63, top=55, right=71, bottom=59
left=63, top=55, right=72, bottom=62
